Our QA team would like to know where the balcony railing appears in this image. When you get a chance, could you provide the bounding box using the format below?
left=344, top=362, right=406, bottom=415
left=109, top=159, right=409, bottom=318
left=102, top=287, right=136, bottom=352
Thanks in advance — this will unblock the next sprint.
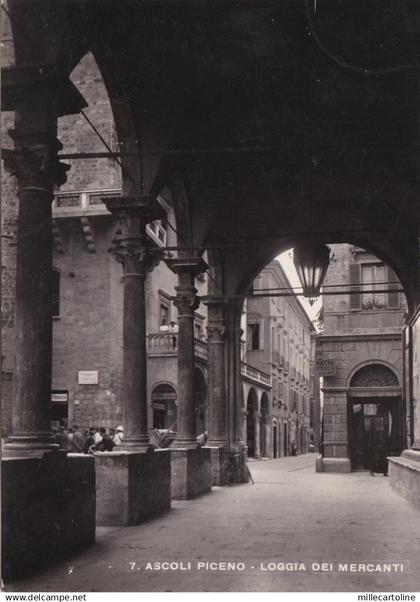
left=53, top=189, right=119, bottom=216
left=147, top=333, right=208, bottom=360
left=241, top=362, right=271, bottom=386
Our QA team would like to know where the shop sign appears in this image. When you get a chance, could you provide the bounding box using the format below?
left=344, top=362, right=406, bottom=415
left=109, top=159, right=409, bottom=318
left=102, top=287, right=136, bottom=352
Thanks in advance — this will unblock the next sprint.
left=51, top=392, right=68, bottom=403
left=315, top=358, right=335, bottom=376
left=78, top=370, right=99, bottom=385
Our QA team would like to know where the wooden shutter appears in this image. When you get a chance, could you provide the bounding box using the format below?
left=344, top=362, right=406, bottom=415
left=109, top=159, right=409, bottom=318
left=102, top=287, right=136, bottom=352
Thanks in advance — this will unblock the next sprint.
left=349, top=263, right=361, bottom=310
left=387, top=266, right=400, bottom=309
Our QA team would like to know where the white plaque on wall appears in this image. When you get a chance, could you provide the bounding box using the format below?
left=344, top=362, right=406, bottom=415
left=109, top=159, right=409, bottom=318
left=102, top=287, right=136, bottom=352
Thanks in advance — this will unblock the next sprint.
left=78, top=370, right=99, bottom=385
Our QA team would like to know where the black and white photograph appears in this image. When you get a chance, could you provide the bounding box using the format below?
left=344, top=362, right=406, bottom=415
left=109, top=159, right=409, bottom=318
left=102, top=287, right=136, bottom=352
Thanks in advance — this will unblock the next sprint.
left=1, top=0, right=420, bottom=596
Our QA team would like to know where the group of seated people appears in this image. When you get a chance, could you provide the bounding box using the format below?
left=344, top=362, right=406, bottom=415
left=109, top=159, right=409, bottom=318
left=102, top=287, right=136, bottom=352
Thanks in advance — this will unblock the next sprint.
left=52, top=424, right=124, bottom=453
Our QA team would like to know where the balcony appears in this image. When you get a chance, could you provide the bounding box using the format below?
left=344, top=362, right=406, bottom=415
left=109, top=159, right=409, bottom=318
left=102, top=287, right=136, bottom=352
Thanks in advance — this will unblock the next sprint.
left=53, top=189, right=167, bottom=247
left=241, top=362, right=271, bottom=386
left=53, top=189, right=119, bottom=217
left=147, top=332, right=207, bottom=360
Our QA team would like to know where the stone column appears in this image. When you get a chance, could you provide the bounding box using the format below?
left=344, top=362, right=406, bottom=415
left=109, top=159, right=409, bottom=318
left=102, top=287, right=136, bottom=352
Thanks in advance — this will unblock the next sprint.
left=264, top=417, right=272, bottom=457
left=202, top=296, right=227, bottom=446
left=254, top=412, right=262, bottom=458
left=1, top=67, right=84, bottom=455
left=224, top=298, right=246, bottom=449
left=166, top=256, right=208, bottom=448
left=103, top=196, right=164, bottom=450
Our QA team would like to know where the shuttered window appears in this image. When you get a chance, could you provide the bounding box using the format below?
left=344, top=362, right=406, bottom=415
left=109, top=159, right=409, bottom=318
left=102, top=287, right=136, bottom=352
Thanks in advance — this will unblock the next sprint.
left=349, top=263, right=361, bottom=310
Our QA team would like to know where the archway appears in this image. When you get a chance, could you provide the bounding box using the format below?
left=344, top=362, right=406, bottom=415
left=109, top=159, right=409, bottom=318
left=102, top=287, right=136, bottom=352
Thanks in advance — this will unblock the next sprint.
left=348, top=364, right=402, bottom=470
left=246, top=388, right=258, bottom=458
left=151, top=384, right=177, bottom=430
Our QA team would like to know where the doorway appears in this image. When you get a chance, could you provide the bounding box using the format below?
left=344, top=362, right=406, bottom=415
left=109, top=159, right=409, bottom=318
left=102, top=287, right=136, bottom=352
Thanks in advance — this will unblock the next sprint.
left=350, top=398, right=400, bottom=470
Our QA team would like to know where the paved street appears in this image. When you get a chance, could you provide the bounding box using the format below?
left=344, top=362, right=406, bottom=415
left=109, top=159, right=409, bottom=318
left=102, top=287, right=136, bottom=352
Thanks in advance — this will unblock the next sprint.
left=7, top=454, right=420, bottom=592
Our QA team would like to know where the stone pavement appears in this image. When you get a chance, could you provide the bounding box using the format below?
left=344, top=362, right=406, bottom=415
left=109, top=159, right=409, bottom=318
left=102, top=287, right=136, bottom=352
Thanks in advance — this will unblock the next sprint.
left=6, top=454, right=420, bottom=592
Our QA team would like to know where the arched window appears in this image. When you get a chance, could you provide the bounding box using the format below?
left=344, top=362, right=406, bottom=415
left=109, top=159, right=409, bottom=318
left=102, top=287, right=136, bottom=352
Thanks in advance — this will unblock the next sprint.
left=350, top=364, right=398, bottom=388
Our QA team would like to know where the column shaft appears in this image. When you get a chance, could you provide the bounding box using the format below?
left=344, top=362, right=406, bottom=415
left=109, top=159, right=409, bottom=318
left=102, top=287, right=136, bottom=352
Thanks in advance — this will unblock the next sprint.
left=254, top=413, right=261, bottom=458
left=123, top=268, right=149, bottom=446
left=205, top=300, right=227, bottom=446
left=173, top=272, right=198, bottom=447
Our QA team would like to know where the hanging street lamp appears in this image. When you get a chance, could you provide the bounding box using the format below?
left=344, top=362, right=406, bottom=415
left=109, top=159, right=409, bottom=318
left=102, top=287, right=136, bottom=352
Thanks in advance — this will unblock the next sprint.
left=293, top=242, right=331, bottom=298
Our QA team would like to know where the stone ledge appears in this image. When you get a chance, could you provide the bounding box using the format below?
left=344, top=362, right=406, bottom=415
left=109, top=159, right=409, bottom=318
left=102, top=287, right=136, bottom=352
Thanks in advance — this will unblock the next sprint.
left=95, top=449, right=171, bottom=526
left=2, top=453, right=95, bottom=581
left=318, top=457, right=352, bottom=473
left=171, top=447, right=212, bottom=499
left=388, top=451, right=420, bottom=511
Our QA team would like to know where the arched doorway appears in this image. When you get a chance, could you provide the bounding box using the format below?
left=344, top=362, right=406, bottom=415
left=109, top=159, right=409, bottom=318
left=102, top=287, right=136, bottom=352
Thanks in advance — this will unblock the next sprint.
left=348, top=364, right=402, bottom=470
left=273, top=421, right=278, bottom=458
left=151, top=384, right=177, bottom=430
left=193, top=367, right=208, bottom=436
left=247, top=388, right=258, bottom=457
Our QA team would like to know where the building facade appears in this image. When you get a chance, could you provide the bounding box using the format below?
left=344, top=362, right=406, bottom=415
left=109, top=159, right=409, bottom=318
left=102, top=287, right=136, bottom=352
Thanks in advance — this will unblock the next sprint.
left=244, top=260, right=317, bottom=459
left=317, top=244, right=407, bottom=472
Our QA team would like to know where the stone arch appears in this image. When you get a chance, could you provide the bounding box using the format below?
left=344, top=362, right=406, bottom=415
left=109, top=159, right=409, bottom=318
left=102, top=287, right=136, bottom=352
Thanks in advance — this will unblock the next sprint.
left=246, top=387, right=258, bottom=458
left=349, top=363, right=399, bottom=388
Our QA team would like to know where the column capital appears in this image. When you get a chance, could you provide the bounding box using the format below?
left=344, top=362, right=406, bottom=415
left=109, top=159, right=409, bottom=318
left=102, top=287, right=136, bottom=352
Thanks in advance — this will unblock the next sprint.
left=3, top=134, right=70, bottom=190
left=173, top=286, right=200, bottom=315
left=207, top=324, right=226, bottom=343
left=110, top=238, right=162, bottom=275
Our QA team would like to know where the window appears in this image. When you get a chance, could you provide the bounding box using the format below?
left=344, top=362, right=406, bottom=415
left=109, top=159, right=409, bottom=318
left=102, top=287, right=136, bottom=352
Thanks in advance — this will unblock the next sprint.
left=362, top=263, right=386, bottom=309
left=350, top=262, right=400, bottom=311
left=160, top=304, right=169, bottom=328
left=248, top=322, right=261, bottom=350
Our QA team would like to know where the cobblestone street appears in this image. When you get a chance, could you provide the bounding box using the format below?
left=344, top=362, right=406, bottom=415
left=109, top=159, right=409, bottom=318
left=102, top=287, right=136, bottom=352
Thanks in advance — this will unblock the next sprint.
left=7, top=454, right=420, bottom=592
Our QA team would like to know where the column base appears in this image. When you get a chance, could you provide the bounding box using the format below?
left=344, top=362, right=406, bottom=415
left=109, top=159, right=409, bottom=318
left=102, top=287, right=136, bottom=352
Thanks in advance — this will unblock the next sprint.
left=170, top=447, right=212, bottom=499
left=171, top=437, right=200, bottom=450
left=207, top=446, right=228, bottom=485
left=316, top=456, right=351, bottom=473
left=94, top=449, right=171, bottom=525
left=121, top=436, right=154, bottom=452
left=2, top=452, right=95, bottom=581
left=3, top=435, right=60, bottom=458
left=388, top=449, right=420, bottom=511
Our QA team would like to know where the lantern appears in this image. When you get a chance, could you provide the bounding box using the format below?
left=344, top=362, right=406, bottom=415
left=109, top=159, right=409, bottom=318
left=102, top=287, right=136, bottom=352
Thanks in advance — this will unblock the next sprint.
left=293, top=242, right=331, bottom=298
